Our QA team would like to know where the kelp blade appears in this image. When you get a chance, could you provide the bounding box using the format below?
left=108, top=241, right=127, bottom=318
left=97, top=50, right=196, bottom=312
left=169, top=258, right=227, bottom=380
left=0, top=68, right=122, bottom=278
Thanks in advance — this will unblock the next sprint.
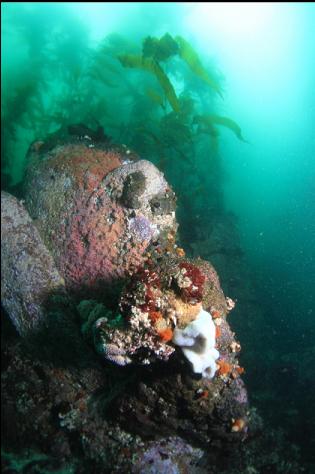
left=145, top=87, right=165, bottom=109
left=142, top=33, right=179, bottom=62
left=118, top=54, right=179, bottom=113
left=175, top=36, right=222, bottom=97
left=194, top=114, right=246, bottom=142
left=152, top=62, right=179, bottom=113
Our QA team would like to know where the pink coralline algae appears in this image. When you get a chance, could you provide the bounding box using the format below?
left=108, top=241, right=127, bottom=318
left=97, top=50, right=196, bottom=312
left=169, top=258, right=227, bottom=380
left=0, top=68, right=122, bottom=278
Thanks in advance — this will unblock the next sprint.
left=59, top=194, right=149, bottom=294
left=24, top=139, right=177, bottom=298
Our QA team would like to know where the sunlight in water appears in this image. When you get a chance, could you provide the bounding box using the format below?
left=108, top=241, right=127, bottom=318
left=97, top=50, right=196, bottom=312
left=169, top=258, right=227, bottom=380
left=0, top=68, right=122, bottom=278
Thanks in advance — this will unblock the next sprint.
left=187, top=2, right=274, bottom=39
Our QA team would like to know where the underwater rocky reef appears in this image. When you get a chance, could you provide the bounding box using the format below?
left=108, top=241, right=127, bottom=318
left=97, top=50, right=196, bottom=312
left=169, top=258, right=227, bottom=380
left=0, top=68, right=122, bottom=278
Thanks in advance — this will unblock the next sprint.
left=3, top=5, right=314, bottom=472
left=1, top=128, right=306, bottom=473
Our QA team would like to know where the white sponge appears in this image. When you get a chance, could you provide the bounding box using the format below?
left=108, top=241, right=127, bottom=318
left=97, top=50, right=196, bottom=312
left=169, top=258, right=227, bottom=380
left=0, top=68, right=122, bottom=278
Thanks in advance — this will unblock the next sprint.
left=172, top=308, right=219, bottom=379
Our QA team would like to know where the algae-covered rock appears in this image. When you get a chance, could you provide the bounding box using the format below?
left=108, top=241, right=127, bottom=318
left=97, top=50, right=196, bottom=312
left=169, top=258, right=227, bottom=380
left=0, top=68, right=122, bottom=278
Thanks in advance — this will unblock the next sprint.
left=86, top=256, right=248, bottom=445
left=1, top=130, right=253, bottom=472
left=24, top=134, right=177, bottom=299
left=2, top=330, right=304, bottom=474
left=89, top=257, right=236, bottom=373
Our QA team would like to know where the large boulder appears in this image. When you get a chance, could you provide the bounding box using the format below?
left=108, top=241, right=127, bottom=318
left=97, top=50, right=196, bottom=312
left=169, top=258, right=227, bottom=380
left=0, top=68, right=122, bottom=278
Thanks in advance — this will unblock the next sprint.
left=1, top=129, right=253, bottom=472
left=24, top=134, right=177, bottom=299
left=1, top=191, right=66, bottom=336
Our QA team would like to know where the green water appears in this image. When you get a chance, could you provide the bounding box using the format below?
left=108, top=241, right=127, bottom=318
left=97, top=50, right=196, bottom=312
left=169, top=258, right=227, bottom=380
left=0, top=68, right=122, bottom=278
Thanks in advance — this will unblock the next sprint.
left=2, top=2, right=315, bottom=469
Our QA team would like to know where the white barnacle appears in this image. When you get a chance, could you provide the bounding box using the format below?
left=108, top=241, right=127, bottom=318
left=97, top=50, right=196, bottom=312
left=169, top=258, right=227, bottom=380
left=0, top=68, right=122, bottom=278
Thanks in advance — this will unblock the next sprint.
left=129, top=307, right=151, bottom=330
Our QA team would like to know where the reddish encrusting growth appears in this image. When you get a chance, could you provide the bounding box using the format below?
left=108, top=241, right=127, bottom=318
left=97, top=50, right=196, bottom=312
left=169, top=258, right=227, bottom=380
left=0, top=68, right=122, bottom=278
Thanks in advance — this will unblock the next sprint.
left=178, top=262, right=205, bottom=303
left=121, top=267, right=162, bottom=317
left=50, top=145, right=122, bottom=193
left=134, top=267, right=161, bottom=289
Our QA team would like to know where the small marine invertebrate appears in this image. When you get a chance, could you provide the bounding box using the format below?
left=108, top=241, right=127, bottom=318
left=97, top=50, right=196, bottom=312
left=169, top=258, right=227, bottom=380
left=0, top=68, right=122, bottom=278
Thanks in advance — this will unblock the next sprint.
left=231, top=418, right=246, bottom=432
left=175, top=247, right=185, bottom=257
left=149, top=310, right=163, bottom=324
left=235, top=366, right=245, bottom=375
left=215, top=326, right=222, bottom=339
left=157, top=327, right=173, bottom=342
left=213, top=316, right=223, bottom=326
left=211, top=309, right=221, bottom=319
left=200, top=390, right=209, bottom=399
left=226, top=297, right=236, bottom=311
left=230, top=341, right=241, bottom=353
left=196, top=389, right=209, bottom=399
left=216, top=359, right=233, bottom=376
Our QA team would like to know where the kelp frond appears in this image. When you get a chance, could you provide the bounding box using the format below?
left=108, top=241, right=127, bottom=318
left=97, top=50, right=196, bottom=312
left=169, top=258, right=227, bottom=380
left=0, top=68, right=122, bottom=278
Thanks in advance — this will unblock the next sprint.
left=153, top=62, right=179, bottom=113
left=194, top=114, right=246, bottom=142
left=175, top=36, right=222, bottom=97
left=142, top=33, right=179, bottom=62
left=118, top=54, right=179, bottom=113
left=145, top=87, right=165, bottom=109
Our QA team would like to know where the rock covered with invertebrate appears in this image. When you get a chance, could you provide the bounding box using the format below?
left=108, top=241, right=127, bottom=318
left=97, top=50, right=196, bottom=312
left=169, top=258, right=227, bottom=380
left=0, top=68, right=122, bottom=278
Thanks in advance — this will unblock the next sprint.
left=86, top=255, right=244, bottom=388
left=2, top=126, right=250, bottom=466
left=85, top=255, right=250, bottom=446
left=24, top=127, right=177, bottom=300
